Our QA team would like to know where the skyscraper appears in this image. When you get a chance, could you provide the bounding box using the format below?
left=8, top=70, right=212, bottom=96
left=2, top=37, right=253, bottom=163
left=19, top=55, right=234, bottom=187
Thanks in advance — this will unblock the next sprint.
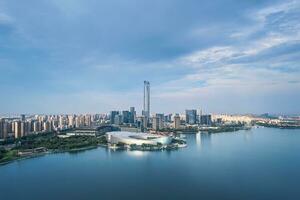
left=110, top=111, right=119, bottom=125
left=143, top=81, right=150, bottom=118
left=173, top=115, right=181, bottom=129
left=186, top=109, right=197, bottom=124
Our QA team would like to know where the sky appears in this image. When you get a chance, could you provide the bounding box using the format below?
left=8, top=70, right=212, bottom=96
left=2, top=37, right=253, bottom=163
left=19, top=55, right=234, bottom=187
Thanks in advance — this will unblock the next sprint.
left=0, top=0, right=299, bottom=115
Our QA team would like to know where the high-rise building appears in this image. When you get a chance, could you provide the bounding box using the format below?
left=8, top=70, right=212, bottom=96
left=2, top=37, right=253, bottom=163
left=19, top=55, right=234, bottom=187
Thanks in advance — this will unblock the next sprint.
left=200, top=115, right=212, bottom=126
left=43, top=121, right=51, bottom=132
left=75, top=116, right=81, bottom=128
left=33, top=121, right=41, bottom=132
left=14, top=121, right=22, bottom=139
left=152, top=114, right=163, bottom=131
left=186, top=109, right=197, bottom=124
left=110, top=111, right=119, bottom=124
left=173, top=115, right=181, bottom=129
left=0, top=118, right=4, bottom=139
left=143, top=81, right=150, bottom=118
left=0, top=119, right=8, bottom=139
left=68, top=115, right=74, bottom=128
left=130, top=107, right=136, bottom=123
left=85, top=115, right=92, bottom=127
left=20, top=114, right=26, bottom=122
left=152, top=117, right=160, bottom=131
left=122, top=111, right=130, bottom=124
left=114, top=114, right=123, bottom=125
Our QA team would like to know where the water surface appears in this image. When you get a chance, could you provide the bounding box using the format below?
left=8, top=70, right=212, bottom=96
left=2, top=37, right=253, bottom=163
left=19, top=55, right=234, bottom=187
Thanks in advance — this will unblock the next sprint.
left=1, top=128, right=300, bottom=200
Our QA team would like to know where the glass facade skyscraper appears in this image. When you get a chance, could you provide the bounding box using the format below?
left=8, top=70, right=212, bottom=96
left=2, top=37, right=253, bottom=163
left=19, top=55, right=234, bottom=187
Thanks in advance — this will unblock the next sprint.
left=143, top=81, right=150, bottom=118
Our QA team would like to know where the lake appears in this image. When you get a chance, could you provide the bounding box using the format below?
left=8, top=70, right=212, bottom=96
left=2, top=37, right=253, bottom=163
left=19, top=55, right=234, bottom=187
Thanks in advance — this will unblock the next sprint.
left=1, top=127, right=300, bottom=200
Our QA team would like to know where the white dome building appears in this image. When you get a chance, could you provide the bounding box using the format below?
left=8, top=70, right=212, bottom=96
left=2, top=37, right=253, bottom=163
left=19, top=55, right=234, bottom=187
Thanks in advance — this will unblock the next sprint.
left=106, top=131, right=172, bottom=146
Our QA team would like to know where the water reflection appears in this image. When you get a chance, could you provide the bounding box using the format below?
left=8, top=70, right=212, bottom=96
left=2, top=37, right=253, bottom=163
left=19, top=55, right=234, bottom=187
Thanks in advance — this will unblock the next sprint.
left=200, top=132, right=212, bottom=149
left=127, top=150, right=149, bottom=157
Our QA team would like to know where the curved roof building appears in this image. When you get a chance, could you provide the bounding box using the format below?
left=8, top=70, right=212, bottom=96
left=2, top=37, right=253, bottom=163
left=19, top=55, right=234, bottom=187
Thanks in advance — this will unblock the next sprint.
left=106, top=131, right=172, bottom=145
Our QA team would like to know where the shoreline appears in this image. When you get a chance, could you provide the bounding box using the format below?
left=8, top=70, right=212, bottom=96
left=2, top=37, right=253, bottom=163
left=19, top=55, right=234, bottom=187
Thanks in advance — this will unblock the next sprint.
left=2, top=126, right=291, bottom=166
left=0, top=145, right=101, bottom=166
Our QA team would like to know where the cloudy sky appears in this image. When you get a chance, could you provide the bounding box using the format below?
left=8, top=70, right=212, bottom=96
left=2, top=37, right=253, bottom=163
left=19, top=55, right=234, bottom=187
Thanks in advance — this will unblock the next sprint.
left=0, top=0, right=299, bottom=115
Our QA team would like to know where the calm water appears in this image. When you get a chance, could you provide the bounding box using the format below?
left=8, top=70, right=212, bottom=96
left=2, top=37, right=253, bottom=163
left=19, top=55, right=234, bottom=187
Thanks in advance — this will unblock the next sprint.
left=1, top=128, right=300, bottom=200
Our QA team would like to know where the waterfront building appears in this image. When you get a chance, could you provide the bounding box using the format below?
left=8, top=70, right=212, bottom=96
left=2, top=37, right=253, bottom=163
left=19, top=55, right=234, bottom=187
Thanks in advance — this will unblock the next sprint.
left=143, top=81, right=150, bottom=118
left=154, top=114, right=164, bottom=130
left=122, top=111, right=130, bottom=124
left=130, top=107, right=136, bottom=123
left=186, top=109, right=197, bottom=124
left=0, top=119, right=9, bottom=139
left=106, top=131, right=172, bottom=146
left=152, top=117, right=160, bottom=131
left=114, top=114, right=123, bottom=125
left=174, top=115, right=181, bottom=129
left=110, top=111, right=119, bottom=124
left=200, top=115, right=212, bottom=126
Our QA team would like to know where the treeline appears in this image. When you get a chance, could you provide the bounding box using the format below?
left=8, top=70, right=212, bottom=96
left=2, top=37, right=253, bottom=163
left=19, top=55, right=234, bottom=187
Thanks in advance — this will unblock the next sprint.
left=14, top=135, right=107, bottom=151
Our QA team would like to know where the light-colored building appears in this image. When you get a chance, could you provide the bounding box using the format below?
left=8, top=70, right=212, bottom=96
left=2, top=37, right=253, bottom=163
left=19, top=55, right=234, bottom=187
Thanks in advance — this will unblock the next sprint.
left=106, top=131, right=171, bottom=146
left=152, top=114, right=164, bottom=131
left=14, top=121, right=21, bottom=138
left=173, top=115, right=181, bottom=129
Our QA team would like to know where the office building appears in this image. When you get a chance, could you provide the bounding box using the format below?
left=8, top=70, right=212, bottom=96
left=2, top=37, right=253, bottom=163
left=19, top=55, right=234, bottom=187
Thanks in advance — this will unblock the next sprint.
left=130, top=107, right=136, bottom=123
left=174, top=115, right=181, bottom=129
left=110, top=111, right=119, bottom=124
left=186, top=109, right=197, bottom=124
left=114, top=114, right=123, bottom=125
left=200, top=115, right=212, bottom=126
left=122, top=111, right=130, bottom=124
left=20, top=114, right=25, bottom=122
left=143, top=81, right=150, bottom=118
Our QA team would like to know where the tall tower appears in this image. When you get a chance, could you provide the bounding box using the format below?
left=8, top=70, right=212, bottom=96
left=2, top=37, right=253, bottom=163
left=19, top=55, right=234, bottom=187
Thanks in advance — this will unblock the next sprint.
left=143, top=81, right=150, bottom=118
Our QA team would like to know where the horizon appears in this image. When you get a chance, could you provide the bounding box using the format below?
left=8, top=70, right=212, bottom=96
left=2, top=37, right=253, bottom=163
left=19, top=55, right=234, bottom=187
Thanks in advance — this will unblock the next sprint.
left=1, top=0, right=300, bottom=114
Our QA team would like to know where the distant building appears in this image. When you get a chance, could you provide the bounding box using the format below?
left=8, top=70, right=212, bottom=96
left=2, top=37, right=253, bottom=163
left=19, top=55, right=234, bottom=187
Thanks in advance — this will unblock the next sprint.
left=0, top=118, right=6, bottom=139
left=173, top=115, right=181, bottom=129
left=33, top=121, right=41, bottom=132
left=43, top=121, right=51, bottom=132
left=129, top=107, right=136, bottom=123
left=68, top=115, right=74, bottom=128
left=200, top=115, right=212, bottom=126
left=114, top=114, right=123, bottom=125
left=122, top=111, right=130, bottom=124
left=20, top=114, right=25, bottom=122
left=85, top=115, right=92, bottom=127
left=143, top=81, right=150, bottom=118
left=110, top=111, right=119, bottom=124
left=14, top=121, right=22, bottom=138
left=186, top=109, right=197, bottom=124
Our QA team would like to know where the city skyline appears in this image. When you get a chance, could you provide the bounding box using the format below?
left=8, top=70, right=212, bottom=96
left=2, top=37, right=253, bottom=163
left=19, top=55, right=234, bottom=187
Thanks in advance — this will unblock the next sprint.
left=0, top=0, right=300, bottom=114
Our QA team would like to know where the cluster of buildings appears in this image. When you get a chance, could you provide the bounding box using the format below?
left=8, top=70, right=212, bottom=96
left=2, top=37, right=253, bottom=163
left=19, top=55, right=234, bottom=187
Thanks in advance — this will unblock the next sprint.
left=0, top=114, right=103, bottom=140
left=0, top=81, right=258, bottom=141
left=107, top=81, right=213, bottom=132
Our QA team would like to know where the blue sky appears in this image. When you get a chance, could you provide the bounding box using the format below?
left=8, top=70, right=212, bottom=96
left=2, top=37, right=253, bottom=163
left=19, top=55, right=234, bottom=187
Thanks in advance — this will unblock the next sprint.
left=0, top=0, right=299, bottom=114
